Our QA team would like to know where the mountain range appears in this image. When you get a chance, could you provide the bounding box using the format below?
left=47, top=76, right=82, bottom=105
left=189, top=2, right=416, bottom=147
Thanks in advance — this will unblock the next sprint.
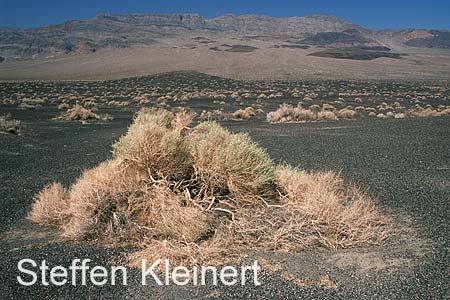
left=1, top=13, right=449, bottom=61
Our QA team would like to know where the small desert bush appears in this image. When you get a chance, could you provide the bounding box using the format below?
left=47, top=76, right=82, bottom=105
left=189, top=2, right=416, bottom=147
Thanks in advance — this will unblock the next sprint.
left=57, top=104, right=113, bottom=123
left=58, top=104, right=99, bottom=122
left=232, top=107, right=255, bottom=120
left=19, top=103, right=38, bottom=110
left=29, top=108, right=391, bottom=268
left=57, top=103, right=71, bottom=110
left=0, top=113, right=23, bottom=135
left=322, top=103, right=335, bottom=111
left=266, top=103, right=295, bottom=123
left=294, top=106, right=317, bottom=121
left=28, top=183, right=68, bottom=226
left=197, top=109, right=227, bottom=121
left=317, top=110, right=338, bottom=120
left=18, top=98, right=44, bottom=110
left=108, top=100, right=129, bottom=107
left=336, top=108, right=358, bottom=119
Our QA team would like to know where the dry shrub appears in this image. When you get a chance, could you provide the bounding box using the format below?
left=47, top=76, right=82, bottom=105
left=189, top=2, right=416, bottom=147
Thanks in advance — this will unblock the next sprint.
left=197, top=109, right=227, bottom=121
left=266, top=103, right=295, bottom=123
left=309, top=104, right=321, bottom=112
left=62, top=160, right=130, bottom=239
left=294, top=107, right=316, bottom=121
left=57, top=103, right=71, bottom=110
left=27, top=183, right=68, bottom=226
left=337, top=108, right=358, bottom=119
left=188, top=122, right=274, bottom=203
left=411, top=107, right=450, bottom=118
left=108, top=100, right=129, bottom=107
left=19, top=103, right=39, bottom=110
left=61, top=160, right=209, bottom=244
left=232, top=107, right=255, bottom=120
left=272, top=166, right=390, bottom=249
left=213, top=166, right=391, bottom=254
left=29, top=108, right=391, bottom=268
left=322, top=103, right=335, bottom=111
left=61, top=158, right=209, bottom=243
left=128, top=184, right=211, bottom=242
left=112, top=108, right=194, bottom=178
left=267, top=103, right=359, bottom=123
left=58, top=104, right=99, bottom=122
left=0, top=113, right=23, bottom=135
left=317, top=110, right=338, bottom=120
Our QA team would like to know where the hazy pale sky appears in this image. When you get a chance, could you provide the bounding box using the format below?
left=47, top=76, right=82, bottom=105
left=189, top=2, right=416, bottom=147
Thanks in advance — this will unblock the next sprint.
left=1, top=0, right=449, bottom=29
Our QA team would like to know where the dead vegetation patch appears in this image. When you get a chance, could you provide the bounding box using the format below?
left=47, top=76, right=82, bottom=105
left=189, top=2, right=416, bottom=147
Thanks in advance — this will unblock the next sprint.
left=29, top=109, right=391, bottom=268
left=0, top=113, right=23, bottom=135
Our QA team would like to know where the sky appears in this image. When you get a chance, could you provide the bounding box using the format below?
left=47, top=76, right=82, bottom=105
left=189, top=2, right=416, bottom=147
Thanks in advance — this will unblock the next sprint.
left=1, top=0, right=449, bottom=30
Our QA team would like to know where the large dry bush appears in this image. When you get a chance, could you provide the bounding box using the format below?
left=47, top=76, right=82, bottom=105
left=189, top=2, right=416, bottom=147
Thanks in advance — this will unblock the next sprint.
left=29, top=108, right=391, bottom=268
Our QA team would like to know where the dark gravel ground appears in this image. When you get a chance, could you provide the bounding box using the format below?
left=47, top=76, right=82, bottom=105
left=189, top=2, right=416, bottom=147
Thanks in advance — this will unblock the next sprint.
left=0, top=107, right=449, bottom=299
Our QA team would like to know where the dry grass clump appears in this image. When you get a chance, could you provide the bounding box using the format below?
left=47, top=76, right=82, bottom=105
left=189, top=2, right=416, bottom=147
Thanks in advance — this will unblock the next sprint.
left=0, top=113, right=23, bottom=135
left=29, top=108, right=391, bottom=268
